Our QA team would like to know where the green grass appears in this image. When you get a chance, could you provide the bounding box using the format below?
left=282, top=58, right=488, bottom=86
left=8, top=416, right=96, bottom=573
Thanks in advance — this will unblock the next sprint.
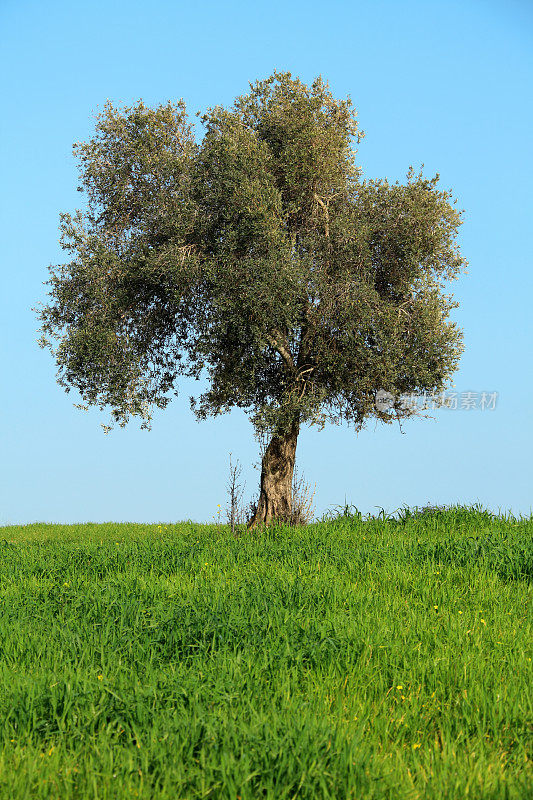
left=0, top=506, right=531, bottom=799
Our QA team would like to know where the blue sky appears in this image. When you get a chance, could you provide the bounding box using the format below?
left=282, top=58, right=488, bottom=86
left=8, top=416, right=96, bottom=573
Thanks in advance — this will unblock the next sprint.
left=1, top=0, right=532, bottom=524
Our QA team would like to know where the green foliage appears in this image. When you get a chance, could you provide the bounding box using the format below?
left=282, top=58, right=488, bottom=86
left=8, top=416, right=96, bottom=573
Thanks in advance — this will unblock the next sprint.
left=37, top=72, right=466, bottom=437
left=0, top=508, right=531, bottom=799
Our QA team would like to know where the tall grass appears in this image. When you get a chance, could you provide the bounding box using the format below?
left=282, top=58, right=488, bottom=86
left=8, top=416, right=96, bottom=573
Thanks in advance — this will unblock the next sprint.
left=0, top=506, right=531, bottom=799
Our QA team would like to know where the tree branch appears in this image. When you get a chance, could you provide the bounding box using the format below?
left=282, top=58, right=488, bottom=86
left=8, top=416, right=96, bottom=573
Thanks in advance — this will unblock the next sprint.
left=266, top=330, right=295, bottom=370
left=313, top=192, right=330, bottom=238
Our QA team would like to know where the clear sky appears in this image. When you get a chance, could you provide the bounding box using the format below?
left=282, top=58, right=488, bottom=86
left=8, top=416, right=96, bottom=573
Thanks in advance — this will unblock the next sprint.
left=1, top=0, right=532, bottom=524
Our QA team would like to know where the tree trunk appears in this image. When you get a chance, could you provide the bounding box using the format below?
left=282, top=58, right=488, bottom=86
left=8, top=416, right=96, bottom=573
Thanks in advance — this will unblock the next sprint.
left=248, top=418, right=300, bottom=527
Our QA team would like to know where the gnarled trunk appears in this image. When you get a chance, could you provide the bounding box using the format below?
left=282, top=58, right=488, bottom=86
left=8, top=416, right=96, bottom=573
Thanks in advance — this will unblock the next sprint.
left=248, top=418, right=299, bottom=527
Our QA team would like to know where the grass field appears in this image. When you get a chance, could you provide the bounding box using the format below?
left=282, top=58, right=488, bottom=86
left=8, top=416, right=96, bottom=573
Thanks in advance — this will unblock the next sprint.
left=0, top=506, right=531, bottom=799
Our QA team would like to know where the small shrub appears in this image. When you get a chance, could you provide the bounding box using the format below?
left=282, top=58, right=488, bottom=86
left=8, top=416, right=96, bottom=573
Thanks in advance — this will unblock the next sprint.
left=290, top=467, right=316, bottom=526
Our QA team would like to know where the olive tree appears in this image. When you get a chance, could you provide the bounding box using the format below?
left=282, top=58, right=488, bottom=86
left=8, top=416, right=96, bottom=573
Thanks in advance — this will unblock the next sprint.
left=37, top=71, right=465, bottom=526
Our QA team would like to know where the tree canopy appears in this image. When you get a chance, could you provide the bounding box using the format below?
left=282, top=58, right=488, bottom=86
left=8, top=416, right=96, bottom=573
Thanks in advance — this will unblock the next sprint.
left=37, top=71, right=466, bottom=524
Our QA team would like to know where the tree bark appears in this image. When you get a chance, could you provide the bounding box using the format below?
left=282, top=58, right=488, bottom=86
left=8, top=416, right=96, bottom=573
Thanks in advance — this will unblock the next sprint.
left=248, top=417, right=300, bottom=527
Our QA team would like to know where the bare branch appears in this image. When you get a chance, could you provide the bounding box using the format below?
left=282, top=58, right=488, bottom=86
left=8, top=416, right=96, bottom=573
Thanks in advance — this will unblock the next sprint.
left=266, top=330, right=295, bottom=370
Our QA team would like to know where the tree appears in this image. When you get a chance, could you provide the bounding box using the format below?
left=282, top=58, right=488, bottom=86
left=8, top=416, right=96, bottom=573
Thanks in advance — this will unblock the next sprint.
left=37, top=71, right=466, bottom=527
